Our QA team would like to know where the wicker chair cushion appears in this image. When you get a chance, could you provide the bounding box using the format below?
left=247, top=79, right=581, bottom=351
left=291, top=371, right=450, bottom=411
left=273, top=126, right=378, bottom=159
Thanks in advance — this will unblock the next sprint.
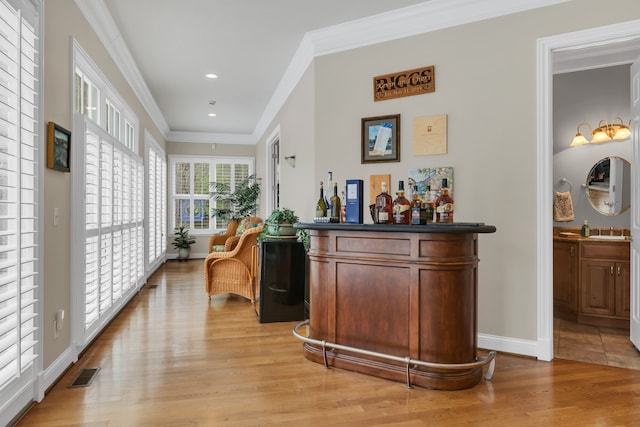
left=235, top=217, right=252, bottom=236
left=212, top=245, right=226, bottom=252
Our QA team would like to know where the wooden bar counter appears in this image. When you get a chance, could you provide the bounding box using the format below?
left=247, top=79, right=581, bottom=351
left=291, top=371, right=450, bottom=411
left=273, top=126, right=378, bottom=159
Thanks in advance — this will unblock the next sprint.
left=294, top=222, right=496, bottom=390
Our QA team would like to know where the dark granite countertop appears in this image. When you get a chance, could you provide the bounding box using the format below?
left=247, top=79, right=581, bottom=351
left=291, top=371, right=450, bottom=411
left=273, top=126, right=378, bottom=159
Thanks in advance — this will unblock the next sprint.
left=295, top=222, right=496, bottom=234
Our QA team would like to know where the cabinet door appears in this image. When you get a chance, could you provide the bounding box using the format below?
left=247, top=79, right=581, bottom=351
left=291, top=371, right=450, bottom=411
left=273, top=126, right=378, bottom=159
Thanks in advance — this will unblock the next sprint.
left=553, top=241, right=578, bottom=312
left=615, top=261, right=631, bottom=319
left=580, top=260, right=616, bottom=316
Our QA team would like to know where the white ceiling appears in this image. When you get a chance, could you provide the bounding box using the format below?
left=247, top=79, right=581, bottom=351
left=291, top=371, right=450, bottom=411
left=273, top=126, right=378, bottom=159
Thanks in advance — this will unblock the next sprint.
left=101, top=0, right=430, bottom=140
left=77, top=0, right=571, bottom=144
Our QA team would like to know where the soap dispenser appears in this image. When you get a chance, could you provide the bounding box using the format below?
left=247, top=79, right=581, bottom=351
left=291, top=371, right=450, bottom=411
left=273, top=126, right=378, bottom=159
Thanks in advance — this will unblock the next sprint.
left=581, top=220, right=590, bottom=237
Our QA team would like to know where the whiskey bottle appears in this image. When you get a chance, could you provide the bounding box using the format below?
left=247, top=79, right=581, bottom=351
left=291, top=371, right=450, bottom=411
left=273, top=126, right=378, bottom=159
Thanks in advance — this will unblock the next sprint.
left=424, top=185, right=435, bottom=223
left=435, top=178, right=454, bottom=223
left=329, top=182, right=341, bottom=223
left=392, top=180, right=411, bottom=224
left=315, top=181, right=327, bottom=219
left=374, top=181, right=393, bottom=224
left=411, top=184, right=422, bottom=225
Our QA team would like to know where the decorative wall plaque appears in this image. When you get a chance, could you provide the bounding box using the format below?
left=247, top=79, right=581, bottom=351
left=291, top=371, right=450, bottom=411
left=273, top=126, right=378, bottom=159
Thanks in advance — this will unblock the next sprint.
left=373, top=66, right=435, bottom=102
left=413, top=114, right=447, bottom=156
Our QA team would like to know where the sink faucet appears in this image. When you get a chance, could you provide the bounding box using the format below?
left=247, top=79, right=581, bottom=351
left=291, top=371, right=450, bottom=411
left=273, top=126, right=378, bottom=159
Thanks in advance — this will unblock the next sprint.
left=610, top=226, right=614, bottom=236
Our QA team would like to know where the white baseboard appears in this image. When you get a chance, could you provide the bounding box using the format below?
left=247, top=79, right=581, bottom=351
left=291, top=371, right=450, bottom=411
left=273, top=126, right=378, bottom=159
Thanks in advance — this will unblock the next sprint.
left=38, top=345, right=77, bottom=398
left=478, top=333, right=539, bottom=358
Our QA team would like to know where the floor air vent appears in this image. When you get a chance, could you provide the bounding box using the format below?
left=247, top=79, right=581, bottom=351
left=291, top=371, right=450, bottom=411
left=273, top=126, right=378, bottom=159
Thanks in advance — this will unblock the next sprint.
left=148, top=284, right=158, bottom=289
left=68, top=368, right=100, bottom=388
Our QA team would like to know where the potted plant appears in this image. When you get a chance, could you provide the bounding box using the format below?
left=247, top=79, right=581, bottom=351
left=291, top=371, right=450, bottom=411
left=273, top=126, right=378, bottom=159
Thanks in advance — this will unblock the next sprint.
left=263, top=207, right=299, bottom=237
left=209, top=174, right=261, bottom=222
left=172, top=226, right=196, bottom=261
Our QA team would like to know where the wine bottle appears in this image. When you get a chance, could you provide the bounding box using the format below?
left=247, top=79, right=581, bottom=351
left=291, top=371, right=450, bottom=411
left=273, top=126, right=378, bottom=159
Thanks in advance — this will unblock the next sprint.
left=374, top=182, right=393, bottom=224
left=435, top=178, right=454, bottom=223
left=329, top=182, right=341, bottom=223
left=392, top=180, right=411, bottom=224
left=325, top=171, right=333, bottom=211
left=315, top=181, right=327, bottom=219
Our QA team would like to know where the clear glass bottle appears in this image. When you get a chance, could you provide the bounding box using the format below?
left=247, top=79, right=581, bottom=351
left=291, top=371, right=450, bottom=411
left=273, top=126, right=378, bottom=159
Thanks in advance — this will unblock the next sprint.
left=315, top=181, right=327, bottom=219
left=329, top=182, right=341, bottom=223
left=393, top=180, right=411, bottom=224
left=374, top=181, right=393, bottom=224
left=325, top=171, right=333, bottom=211
left=435, top=178, right=454, bottom=223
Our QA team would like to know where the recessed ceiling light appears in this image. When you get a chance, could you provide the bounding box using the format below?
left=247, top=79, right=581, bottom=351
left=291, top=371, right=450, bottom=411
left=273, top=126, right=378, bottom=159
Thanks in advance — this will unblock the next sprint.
left=205, top=73, right=218, bottom=79
left=208, top=113, right=217, bottom=117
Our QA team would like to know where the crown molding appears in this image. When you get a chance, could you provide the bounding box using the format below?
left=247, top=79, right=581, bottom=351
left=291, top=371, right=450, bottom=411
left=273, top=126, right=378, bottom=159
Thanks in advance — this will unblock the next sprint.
left=166, top=131, right=254, bottom=145
left=78, top=0, right=568, bottom=145
left=253, top=0, right=568, bottom=143
left=74, top=0, right=170, bottom=136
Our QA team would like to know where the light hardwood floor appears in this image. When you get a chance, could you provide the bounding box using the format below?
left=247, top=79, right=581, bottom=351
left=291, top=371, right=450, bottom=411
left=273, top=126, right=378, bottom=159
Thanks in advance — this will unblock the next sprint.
left=16, top=260, right=640, bottom=426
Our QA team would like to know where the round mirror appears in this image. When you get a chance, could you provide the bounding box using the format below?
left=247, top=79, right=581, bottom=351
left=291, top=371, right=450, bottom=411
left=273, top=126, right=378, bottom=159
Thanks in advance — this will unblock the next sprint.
left=586, top=156, right=631, bottom=216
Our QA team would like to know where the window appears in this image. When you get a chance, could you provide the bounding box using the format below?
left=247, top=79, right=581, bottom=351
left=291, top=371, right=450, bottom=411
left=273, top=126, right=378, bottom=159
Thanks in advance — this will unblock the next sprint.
left=146, top=132, right=166, bottom=267
left=72, top=40, right=143, bottom=347
left=74, top=69, right=99, bottom=123
left=169, top=156, right=253, bottom=233
left=0, top=0, right=41, bottom=422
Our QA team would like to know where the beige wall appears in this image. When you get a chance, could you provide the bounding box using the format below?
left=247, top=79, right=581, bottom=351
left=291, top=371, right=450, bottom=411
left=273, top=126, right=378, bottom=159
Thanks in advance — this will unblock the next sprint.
left=255, top=0, right=640, bottom=342
left=43, top=0, right=167, bottom=367
left=40, top=0, right=640, bottom=372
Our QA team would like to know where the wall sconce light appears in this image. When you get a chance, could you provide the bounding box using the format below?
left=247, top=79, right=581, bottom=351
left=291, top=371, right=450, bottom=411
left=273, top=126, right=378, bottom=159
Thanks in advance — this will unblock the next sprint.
left=284, top=155, right=296, bottom=168
left=571, top=117, right=631, bottom=147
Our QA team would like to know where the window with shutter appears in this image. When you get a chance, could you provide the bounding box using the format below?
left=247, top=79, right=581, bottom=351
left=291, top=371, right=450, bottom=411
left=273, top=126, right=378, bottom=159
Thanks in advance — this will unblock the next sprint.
left=72, top=41, right=143, bottom=348
left=168, top=156, right=254, bottom=234
left=0, top=0, right=41, bottom=420
left=146, top=133, right=166, bottom=267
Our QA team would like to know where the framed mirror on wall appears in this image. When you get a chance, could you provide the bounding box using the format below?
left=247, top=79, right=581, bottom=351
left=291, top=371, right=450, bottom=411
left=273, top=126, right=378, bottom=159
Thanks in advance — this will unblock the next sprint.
left=585, top=156, right=631, bottom=216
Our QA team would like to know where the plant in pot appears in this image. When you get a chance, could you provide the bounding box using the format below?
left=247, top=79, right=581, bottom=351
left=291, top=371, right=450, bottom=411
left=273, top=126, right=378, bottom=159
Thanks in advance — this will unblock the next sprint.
left=263, top=208, right=299, bottom=238
left=172, top=226, right=196, bottom=261
left=209, top=174, right=261, bottom=223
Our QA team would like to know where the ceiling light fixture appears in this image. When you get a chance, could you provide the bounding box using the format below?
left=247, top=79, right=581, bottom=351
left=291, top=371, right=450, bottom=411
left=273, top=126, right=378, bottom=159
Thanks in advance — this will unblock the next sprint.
left=208, top=113, right=217, bottom=117
left=570, top=117, right=631, bottom=147
left=205, top=73, right=218, bottom=79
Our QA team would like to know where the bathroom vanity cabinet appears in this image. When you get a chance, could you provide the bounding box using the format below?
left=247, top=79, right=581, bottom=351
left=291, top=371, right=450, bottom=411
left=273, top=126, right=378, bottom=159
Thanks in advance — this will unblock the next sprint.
left=553, top=235, right=630, bottom=329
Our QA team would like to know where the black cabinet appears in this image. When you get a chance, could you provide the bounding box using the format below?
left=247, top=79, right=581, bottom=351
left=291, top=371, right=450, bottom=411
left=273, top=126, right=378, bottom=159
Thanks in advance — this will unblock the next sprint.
left=256, top=238, right=307, bottom=323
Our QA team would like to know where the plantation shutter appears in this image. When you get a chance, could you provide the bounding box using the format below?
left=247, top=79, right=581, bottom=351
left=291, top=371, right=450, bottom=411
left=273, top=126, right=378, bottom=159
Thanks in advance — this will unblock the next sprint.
left=0, top=0, right=39, bottom=387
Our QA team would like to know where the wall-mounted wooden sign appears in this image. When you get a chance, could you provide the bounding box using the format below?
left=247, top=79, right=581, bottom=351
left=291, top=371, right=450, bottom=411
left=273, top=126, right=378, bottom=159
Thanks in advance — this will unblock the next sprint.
left=373, top=65, right=434, bottom=102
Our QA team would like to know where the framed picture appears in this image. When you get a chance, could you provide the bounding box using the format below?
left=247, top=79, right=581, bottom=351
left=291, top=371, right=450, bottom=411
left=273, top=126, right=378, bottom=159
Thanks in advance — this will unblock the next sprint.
left=361, top=114, right=400, bottom=164
left=47, top=122, right=71, bottom=172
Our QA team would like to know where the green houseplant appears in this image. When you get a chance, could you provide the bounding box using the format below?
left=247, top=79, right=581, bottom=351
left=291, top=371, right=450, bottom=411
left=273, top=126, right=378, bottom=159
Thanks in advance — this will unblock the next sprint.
left=172, top=226, right=196, bottom=261
left=262, top=207, right=298, bottom=237
left=209, top=174, right=261, bottom=222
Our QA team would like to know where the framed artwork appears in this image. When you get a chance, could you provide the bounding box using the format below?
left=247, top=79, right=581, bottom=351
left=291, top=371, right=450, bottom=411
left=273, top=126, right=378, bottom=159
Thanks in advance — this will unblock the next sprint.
left=47, top=122, right=71, bottom=172
left=361, top=114, right=400, bottom=164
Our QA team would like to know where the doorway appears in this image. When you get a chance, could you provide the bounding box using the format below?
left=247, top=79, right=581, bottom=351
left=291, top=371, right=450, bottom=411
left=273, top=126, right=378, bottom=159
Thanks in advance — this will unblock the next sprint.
left=538, top=22, right=640, bottom=363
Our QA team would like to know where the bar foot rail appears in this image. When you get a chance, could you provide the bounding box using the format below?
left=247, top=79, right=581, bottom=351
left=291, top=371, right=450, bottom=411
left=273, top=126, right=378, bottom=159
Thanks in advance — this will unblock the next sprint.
left=293, top=320, right=496, bottom=389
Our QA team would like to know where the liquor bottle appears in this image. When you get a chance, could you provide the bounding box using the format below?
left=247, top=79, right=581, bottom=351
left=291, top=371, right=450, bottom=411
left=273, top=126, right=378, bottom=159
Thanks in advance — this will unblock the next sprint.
left=329, top=182, right=341, bottom=223
left=435, top=178, right=454, bottom=223
left=374, top=181, right=393, bottom=224
left=340, top=189, right=347, bottom=223
left=411, top=184, right=422, bottom=225
left=581, top=220, right=590, bottom=237
left=392, top=180, right=411, bottom=224
left=315, top=181, right=327, bottom=219
left=423, top=185, right=435, bottom=223
left=325, top=171, right=333, bottom=211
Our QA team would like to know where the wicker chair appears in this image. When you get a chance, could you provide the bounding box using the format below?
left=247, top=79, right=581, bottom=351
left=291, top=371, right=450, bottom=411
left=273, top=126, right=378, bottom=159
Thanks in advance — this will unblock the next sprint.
left=204, top=225, right=263, bottom=302
left=208, top=216, right=262, bottom=253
